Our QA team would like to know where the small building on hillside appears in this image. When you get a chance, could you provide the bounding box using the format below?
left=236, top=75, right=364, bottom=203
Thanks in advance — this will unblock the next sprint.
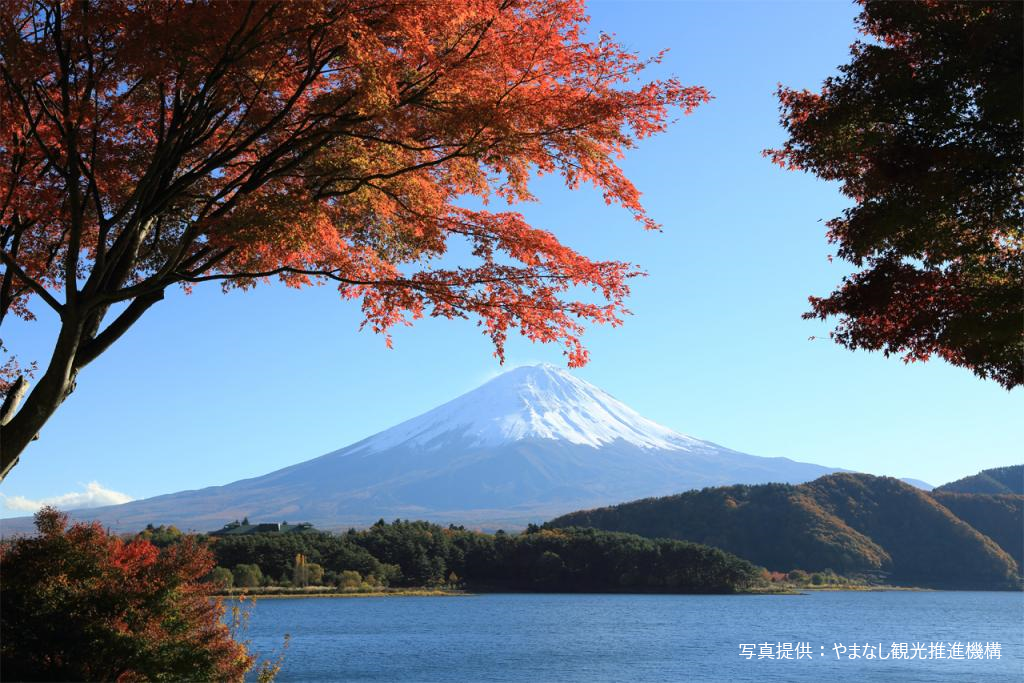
left=210, top=520, right=315, bottom=536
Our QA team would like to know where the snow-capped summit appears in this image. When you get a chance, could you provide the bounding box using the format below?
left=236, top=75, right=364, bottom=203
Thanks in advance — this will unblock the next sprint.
left=1, top=365, right=843, bottom=533
left=360, top=364, right=701, bottom=452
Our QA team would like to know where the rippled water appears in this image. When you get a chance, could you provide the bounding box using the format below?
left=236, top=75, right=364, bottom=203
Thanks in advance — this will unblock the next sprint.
left=242, top=591, right=1024, bottom=682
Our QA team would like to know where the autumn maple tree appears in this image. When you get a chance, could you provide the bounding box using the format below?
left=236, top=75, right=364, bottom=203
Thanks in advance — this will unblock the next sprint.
left=0, top=507, right=253, bottom=681
left=769, top=0, right=1022, bottom=388
left=0, top=0, right=709, bottom=478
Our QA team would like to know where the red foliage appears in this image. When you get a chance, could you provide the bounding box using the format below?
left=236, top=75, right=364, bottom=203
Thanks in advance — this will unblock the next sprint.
left=0, top=1, right=708, bottom=471
left=767, top=0, right=1022, bottom=388
left=0, top=0, right=707, bottom=365
left=0, top=507, right=252, bottom=682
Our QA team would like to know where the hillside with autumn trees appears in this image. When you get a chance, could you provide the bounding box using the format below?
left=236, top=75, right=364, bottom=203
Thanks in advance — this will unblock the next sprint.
left=548, top=473, right=1020, bottom=589
left=135, top=474, right=1023, bottom=594
left=930, top=492, right=1023, bottom=571
left=934, top=466, right=1023, bottom=495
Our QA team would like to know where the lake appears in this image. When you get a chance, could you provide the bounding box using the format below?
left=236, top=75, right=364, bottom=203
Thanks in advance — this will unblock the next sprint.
left=242, top=591, right=1024, bottom=682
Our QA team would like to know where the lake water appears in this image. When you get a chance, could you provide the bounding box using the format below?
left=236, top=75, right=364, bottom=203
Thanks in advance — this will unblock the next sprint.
left=242, top=591, right=1024, bottom=682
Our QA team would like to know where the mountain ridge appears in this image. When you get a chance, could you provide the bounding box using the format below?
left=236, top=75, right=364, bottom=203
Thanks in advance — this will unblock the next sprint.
left=934, top=465, right=1023, bottom=495
left=547, top=472, right=1020, bottom=588
left=1, top=365, right=844, bottom=533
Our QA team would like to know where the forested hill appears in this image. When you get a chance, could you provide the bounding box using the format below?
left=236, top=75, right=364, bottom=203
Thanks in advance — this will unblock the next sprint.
left=204, top=522, right=761, bottom=594
left=928, top=466, right=1023, bottom=569
left=930, top=492, right=1023, bottom=571
left=934, top=465, right=1023, bottom=495
left=547, top=473, right=1019, bottom=589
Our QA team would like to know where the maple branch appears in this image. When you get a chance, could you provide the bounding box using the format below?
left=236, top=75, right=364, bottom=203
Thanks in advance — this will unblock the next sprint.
left=0, top=375, right=28, bottom=426
left=176, top=265, right=368, bottom=285
left=87, top=9, right=285, bottom=271
left=0, top=64, right=71, bottom=185
left=0, top=250, right=63, bottom=315
left=74, top=290, right=164, bottom=369
left=0, top=222, right=26, bottom=324
left=176, top=263, right=571, bottom=288
left=0, top=0, right=689, bottom=474
left=50, top=3, right=86, bottom=307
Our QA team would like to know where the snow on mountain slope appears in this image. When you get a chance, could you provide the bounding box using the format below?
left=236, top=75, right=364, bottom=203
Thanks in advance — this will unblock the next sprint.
left=0, top=365, right=845, bottom=533
left=357, top=364, right=702, bottom=452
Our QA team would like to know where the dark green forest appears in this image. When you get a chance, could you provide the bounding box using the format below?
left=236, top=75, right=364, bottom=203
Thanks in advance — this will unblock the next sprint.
left=548, top=473, right=1021, bottom=589
left=134, top=470, right=1023, bottom=592
left=934, top=466, right=1023, bottom=495
left=931, top=492, right=1023, bottom=570
left=142, top=522, right=762, bottom=594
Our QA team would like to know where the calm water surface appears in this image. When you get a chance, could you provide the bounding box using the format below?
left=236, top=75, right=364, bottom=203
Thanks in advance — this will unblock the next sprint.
left=242, top=591, right=1024, bottom=682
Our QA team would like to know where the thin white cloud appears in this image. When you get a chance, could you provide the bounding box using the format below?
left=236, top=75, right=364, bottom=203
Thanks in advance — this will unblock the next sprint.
left=2, top=482, right=133, bottom=513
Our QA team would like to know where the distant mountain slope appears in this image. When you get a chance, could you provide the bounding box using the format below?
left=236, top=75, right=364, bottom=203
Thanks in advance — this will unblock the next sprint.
left=931, top=492, right=1023, bottom=570
left=558, top=482, right=891, bottom=575
left=548, top=473, right=1018, bottom=588
left=0, top=365, right=842, bottom=534
left=934, top=465, right=1023, bottom=495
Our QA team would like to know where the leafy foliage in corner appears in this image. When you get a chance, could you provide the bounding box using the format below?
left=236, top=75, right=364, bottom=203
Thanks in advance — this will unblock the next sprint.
left=0, top=507, right=252, bottom=682
left=0, top=0, right=709, bottom=477
left=768, top=1, right=1023, bottom=388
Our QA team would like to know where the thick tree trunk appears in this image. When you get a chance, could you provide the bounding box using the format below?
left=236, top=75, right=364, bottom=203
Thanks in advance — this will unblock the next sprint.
left=0, top=291, right=164, bottom=480
left=0, top=376, right=29, bottom=426
left=1, top=319, right=83, bottom=481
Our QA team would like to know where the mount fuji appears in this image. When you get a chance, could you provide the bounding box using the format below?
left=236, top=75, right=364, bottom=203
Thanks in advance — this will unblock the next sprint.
left=2, top=365, right=843, bottom=532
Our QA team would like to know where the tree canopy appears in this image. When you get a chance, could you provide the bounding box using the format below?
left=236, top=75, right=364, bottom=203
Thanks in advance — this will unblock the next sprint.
left=768, top=0, right=1022, bottom=388
left=0, top=0, right=708, bottom=477
left=207, top=519, right=762, bottom=593
left=0, top=507, right=253, bottom=681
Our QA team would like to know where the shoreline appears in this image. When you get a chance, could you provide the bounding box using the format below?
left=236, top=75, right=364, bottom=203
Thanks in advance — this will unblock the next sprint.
left=214, top=584, right=954, bottom=600
left=748, top=585, right=935, bottom=595
left=215, top=588, right=470, bottom=600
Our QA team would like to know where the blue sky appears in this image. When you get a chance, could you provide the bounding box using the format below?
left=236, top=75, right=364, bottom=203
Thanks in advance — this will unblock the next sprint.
left=1, top=1, right=1020, bottom=516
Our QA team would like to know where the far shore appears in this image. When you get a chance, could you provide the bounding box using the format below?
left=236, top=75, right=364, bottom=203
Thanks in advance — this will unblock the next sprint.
left=215, top=587, right=470, bottom=600
left=214, top=583, right=959, bottom=600
left=749, top=585, right=936, bottom=595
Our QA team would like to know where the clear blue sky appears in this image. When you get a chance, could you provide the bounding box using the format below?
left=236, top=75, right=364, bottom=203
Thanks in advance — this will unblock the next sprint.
left=2, top=1, right=1020, bottom=516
